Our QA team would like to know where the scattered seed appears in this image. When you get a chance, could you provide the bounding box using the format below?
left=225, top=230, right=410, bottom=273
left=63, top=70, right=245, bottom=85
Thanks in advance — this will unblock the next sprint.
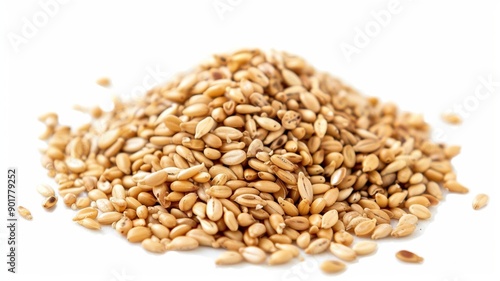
left=472, top=194, right=489, bottom=210
left=18, top=206, right=33, bottom=220
left=396, top=250, right=424, bottom=263
left=320, top=260, right=346, bottom=274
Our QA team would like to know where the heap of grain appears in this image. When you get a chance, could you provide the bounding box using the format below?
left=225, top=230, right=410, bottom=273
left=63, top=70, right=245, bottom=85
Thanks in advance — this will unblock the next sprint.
left=38, top=49, right=468, bottom=270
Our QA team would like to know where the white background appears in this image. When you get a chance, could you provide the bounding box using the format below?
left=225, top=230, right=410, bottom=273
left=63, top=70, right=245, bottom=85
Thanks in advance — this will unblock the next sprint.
left=1, top=1, right=499, bottom=281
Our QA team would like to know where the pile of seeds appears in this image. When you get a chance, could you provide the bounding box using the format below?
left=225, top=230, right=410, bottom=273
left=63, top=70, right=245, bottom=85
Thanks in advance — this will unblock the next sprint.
left=38, top=49, right=472, bottom=272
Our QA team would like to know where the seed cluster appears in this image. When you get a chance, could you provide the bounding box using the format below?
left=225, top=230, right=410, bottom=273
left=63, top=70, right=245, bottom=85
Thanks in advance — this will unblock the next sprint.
left=39, top=49, right=472, bottom=272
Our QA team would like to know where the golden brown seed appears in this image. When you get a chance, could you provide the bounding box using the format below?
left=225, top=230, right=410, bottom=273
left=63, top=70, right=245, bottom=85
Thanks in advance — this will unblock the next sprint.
left=472, top=193, right=489, bottom=210
left=396, top=250, right=424, bottom=263
left=42, top=196, right=58, bottom=209
left=18, top=206, right=33, bottom=220
left=320, top=260, right=346, bottom=274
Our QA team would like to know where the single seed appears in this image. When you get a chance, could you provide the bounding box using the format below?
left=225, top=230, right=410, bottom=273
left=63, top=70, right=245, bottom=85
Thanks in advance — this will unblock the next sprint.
left=37, top=184, right=55, bottom=197
left=239, top=246, right=267, bottom=264
left=408, top=204, right=431, bottom=220
left=18, top=206, right=33, bottom=220
left=320, top=260, right=346, bottom=274
left=42, top=195, right=58, bottom=209
left=166, top=236, right=199, bottom=251
left=77, top=218, right=101, bottom=230
left=352, top=241, right=378, bottom=256
left=304, top=238, right=330, bottom=255
left=396, top=250, right=424, bottom=263
left=329, top=242, right=357, bottom=261
left=215, top=251, right=244, bottom=265
left=268, top=250, right=294, bottom=265
left=142, top=238, right=166, bottom=253
left=472, top=193, right=489, bottom=210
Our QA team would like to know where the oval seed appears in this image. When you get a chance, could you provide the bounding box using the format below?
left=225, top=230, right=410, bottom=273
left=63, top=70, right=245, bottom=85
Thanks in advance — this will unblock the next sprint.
left=472, top=193, right=489, bottom=210
left=320, top=260, right=346, bottom=274
left=352, top=241, right=378, bottom=256
left=239, top=246, right=267, bottom=264
left=18, top=206, right=33, bottom=220
left=166, top=236, right=199, bottom=251
left=268, top=250, right=294, bottom=265
left=329, top=242, right=357, bottom=261
left=396, top=250, right=424, bottom=263
left=408, top=204, right=431, bottom=220
left=215, top=251, right=244, bottom=265
left=142, top=238, right=166, bottom=253
left=304, top=238, right=330, bottom=255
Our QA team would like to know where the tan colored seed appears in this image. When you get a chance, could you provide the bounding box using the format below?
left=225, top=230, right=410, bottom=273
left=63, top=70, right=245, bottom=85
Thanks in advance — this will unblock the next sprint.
left=275, top=244, right=300, bottom=257
left=73, top=207, right=98, bottom=221
left=472, top=193, right=489, bottom=210
left=239, top=246, right=267, bottom=264
left=362, top=154, right=379, bottom=172
left=396, top=250, right=424, bottom=263
left=268, top=250, right=294, bottom=265
left=441, top=112, right=462, bottom=125
left=142, top=238, right=166, bottom=253
left=18, top=206, right=33, bottom=220
left=127, top=226, right=152, bottom=243
left=443, top=180, right=469, bottom=193
left=391, top=223, right=416, bottom=238
left=297, top=172, right=313, bottom=203
left=329, top=242, right=357, bottom=261
left=304, top=238, right=330, bottom=255
left=215, top=251, right=244, bottom=265
left=166, top=236, right=199, bottom=251
left=354, top=218, right=376, bottom=236
left=352, top=241, right=378, bottom=256
left=321, top=209, right=338, bottom=229
left=371, top=223, right=393, bottom=240
left=77, top=218, right=101, bottom=230
left=37, top=183, right=55, bottom=197
left=320, top=260, right=346, bottom=274
left=408, top=204, right=431, bottom=220
left=96, top=77, right=110, bottom=87
left=220, top=150, right=247, bottom=165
